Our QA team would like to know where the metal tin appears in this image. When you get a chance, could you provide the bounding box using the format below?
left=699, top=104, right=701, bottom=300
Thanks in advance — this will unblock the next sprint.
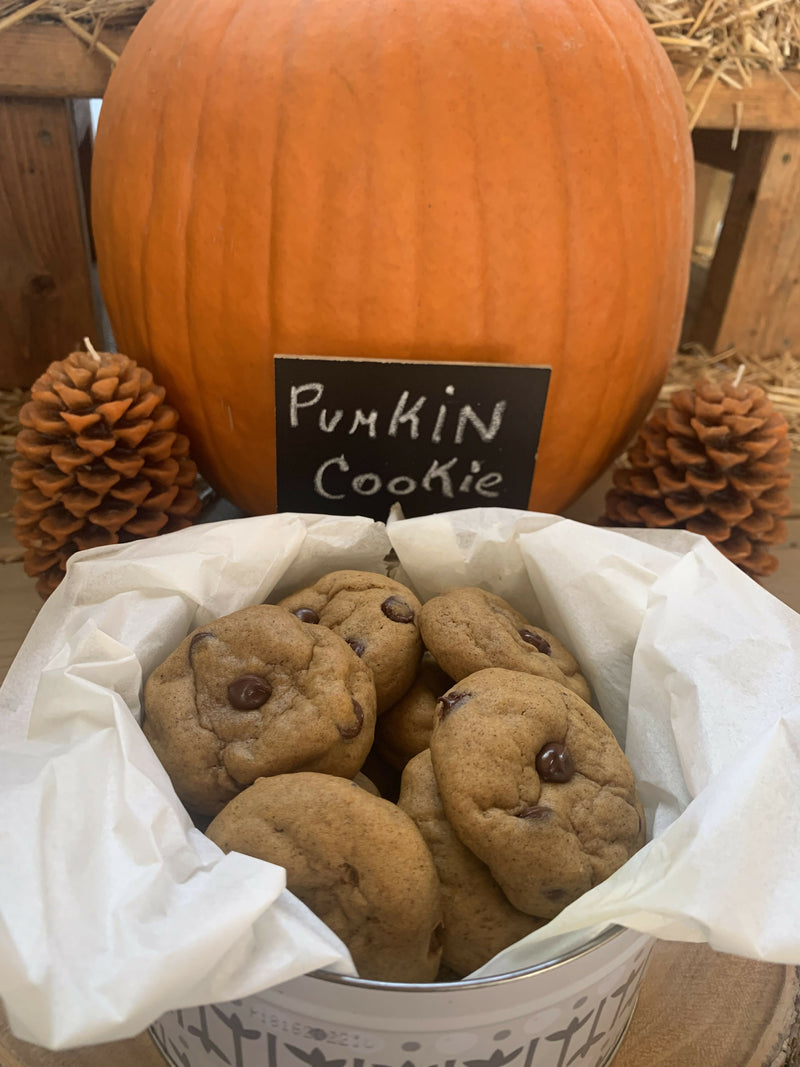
left=149, top=925, right=654, bottom=1067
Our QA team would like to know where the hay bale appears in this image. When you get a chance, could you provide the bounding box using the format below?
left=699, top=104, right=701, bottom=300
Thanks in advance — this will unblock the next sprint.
left=0, top=0, right=155, bottom=64
left=636, top=0, right=800, bottom=83
left=0, top=0, right=151, bottom=27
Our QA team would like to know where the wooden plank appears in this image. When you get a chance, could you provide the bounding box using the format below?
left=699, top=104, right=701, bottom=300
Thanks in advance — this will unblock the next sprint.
left=0, top=97, right=100, bottom=388
left=0, top=23, right=132, bottom=98
left=678, top=67, right=800, bottom=131
left=0, top=443, right=41, bottom=681
left=687, top=131, right=772, bottom=352
left=0, top=1007, right=164, bottom=1067
left=692, top=128, right=742, bottom=173
left=614, top=941, right=800, bottom=1067
left=708, top=130, right=800, bottom=355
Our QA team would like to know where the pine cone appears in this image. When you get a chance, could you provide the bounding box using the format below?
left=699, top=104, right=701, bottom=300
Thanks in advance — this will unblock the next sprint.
left=12, top=347, right=203, bottom=598
left=602, top=377, right=792, bottom=578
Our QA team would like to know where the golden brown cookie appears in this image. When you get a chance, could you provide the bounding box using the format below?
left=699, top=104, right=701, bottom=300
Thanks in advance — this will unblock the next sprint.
left=429, top=668, right=645, bottom=919
left=206, top=773, right=444, bottom=983
left=399, top=750, right=544, bottom=977
left=143, top=604, right=376, bottom=816
left=277, top=570, right=423, bottom=713
left=352, top=771, right=380, bottom=796
left=418, top=587, right=591, bottom=703
left=374, top=653, right=453, bottom=771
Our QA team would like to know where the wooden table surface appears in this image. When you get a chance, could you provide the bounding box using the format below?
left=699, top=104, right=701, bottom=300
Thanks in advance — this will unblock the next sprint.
left=1, top=454, right=799, bottom=1067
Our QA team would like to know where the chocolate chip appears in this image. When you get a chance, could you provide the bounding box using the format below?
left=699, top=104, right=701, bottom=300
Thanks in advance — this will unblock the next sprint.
left=293, top=607, right=319, bottom=624
left=543, top=887, right=568, bottom=901
left=381, top=596, right=415, bottom=623
left=227, top=674, right=272, bottom=710
left=337, top=699, right=364, bottom=739
left=345, top=636, right=366, bottom=657
left=535, top=743, right=575, bottom=783
left=516, top=805, right=552, bottom=820
left=436, top=690, right=471, bottom=720
left=343, top=862, right=360, bottom=887
left=519, top=629, right=552, bottom=655
left=189, top=631, right=213, bottom=656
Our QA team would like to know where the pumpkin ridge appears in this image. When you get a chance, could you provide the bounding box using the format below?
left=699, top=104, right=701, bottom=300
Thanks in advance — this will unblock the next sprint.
left=263, top=0, right=301, bottom=412
left=356, top=0, right=380, bottom=344
left=512, top=0, right=571, bottom=384
left=526, top=0, right=632, bottom=482
left=585, top=0, right=668, bottom=444
left=135, top=0, right=193, bottom=368
left=582, top=0, right=688, bottom=475
left=534, top=0, right=618, bottom=480
left=636, top=0, right=695, bottom=335
left=162, top=0, right=251, bottom=484
left=407, top=0, right=423, bottom=347
left=586, top=0, right=658, bottom=441
left=242, top=0, right=312, bottom=510
left=627, top=0, right=695, bottom=361
left=462, top=20, right=491, bottom=344
left=95, top=0, right=168, bottom=385
left=572, top=0, right=643, bottom=482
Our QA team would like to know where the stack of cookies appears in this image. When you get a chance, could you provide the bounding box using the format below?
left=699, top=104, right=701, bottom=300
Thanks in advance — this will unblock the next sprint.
left=143, top=571, right=645, bottom=984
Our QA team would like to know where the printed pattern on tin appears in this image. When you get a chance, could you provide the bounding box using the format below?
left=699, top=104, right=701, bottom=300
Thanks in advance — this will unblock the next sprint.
left=148, top=950, right=648, bottom=1067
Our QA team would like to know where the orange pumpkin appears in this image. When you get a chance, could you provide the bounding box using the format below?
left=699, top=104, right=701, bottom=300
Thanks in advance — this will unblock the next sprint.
left=91, top=0, right=694, bottom=517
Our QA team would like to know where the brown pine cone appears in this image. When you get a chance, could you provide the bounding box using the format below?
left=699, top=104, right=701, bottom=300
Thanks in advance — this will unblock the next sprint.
left=12, top=346, right=203, bottom=598
left=601, top=377, right=792, bottom=578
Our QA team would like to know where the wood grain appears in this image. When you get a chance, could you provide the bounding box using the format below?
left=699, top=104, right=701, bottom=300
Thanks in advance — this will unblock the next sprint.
left=615, top=941, right=800, bottom=1067
left=678, top=68, right=800, bottom=131
left=0, top=1008, right=164, bottom=1067
left=710, top=130, right=800, bottom=356
left=0, top=24, right=132, bottom=98
left=689, top=130, right=773, bottom=353
left=0, top=97, right=100, bottom=388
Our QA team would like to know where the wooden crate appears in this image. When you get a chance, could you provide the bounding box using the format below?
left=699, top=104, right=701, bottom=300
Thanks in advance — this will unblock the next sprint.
left=0, top=24, right=798, bottom=387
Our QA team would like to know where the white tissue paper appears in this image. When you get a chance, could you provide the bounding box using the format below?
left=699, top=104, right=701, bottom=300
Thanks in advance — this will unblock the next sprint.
left=1, top=508, right=799, bottom=1049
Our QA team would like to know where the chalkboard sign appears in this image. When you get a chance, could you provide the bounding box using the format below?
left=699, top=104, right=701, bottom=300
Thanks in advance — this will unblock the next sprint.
left=274, top=355, right=550, bottom=521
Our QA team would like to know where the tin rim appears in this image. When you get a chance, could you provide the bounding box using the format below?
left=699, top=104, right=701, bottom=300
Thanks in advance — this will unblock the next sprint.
left=310, top=922, right=629, bottom=993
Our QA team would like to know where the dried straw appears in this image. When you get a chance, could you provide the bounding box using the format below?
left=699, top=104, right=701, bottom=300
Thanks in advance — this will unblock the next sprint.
left=636, top=0, right=800, bottom=83
left=660, top=343, right=800, bottom=447
left=0, top=0, right=150, bottom=26
left=0, top=0, right=153, bottom=61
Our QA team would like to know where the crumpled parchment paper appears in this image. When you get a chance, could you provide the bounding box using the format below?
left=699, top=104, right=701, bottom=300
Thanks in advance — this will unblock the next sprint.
left=1, top=508, right=798, bottom=1049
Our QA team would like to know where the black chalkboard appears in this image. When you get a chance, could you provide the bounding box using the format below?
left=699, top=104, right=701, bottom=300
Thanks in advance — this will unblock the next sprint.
left=274, top=355, right=550, bottom=521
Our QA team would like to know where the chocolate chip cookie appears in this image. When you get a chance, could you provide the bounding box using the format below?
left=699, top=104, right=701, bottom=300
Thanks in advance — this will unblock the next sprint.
left=206, top=772, right=444, bottom=983
left=419, top=587, right=591, bottom=703
left=429, top=668, right=644, bottom=919
left=374, top=653, right=453, bottom=771
left=143, top=604, right=377, bottom=816
left=399, top=750, right=544, bottom=976
left=278, top=570, right=423, bottom=713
